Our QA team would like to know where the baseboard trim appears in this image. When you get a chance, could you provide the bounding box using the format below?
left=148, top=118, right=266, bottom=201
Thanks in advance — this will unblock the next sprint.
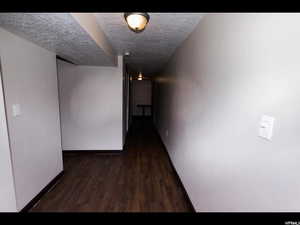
left=154, top=128, right=196, bottom=213
left=20, top=171, right=64, bottom=212
left=62, top=150, right=123, bottom=154
left=132, top=116, right=152, bottom=118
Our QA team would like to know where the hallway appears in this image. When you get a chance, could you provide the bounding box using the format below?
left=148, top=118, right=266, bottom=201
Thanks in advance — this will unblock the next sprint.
left=30, top=118, right=193, bottom=212
left=2, top=13, right=300, bottom=216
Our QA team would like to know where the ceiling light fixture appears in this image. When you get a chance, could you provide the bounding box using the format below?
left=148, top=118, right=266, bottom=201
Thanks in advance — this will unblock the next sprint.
left=124, top=13, right=150, bottom=33
left=137, top=72, right=143, bottom=80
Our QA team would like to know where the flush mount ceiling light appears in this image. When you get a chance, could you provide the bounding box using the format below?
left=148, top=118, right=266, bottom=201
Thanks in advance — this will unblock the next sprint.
left=124, top=13, right=150, bottom=33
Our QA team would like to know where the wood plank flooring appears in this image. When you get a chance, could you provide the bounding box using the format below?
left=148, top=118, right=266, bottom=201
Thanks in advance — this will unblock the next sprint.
left=30, top=117, right=193, bottom=212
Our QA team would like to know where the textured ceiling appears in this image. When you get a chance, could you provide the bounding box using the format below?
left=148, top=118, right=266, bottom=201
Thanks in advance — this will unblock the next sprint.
left=0, top=13, right=115, bottom=66
left=94, top=13, right=204, bottom=75
left=0, top=13, right=204, bottom=73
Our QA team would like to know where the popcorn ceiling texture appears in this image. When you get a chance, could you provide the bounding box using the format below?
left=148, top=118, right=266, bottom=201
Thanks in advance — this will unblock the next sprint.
left=0, top=13, right=204, bottom=72
left=0, top=13, right=115, bottom=66
left=94, top=13, right=204, bottom=75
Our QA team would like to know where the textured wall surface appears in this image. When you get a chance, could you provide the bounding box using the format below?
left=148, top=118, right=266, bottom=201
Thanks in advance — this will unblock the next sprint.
left=154, top=13, right=300, bottom=211
left=57, top=56, right=123, bottom=150
left=94, top=13, right=204, bottom=75
left=0, top=13, right=116, bottom=66
left=0, top=27, right=63, bottom=211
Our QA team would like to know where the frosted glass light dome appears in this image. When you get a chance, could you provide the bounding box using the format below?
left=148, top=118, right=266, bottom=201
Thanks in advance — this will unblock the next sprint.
left=124, top=13, right=150, bottom=33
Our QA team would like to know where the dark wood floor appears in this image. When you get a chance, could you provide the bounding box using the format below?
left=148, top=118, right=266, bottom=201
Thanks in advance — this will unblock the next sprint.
left=30, top=117, right=193, bottom=212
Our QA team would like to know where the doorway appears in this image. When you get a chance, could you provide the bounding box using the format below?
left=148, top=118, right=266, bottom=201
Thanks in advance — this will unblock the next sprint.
left=131, top=80, right=152, bottom=118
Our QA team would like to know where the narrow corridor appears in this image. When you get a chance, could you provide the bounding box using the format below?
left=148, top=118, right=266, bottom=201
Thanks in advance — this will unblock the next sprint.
left=30, top=118, right=193, bottom=212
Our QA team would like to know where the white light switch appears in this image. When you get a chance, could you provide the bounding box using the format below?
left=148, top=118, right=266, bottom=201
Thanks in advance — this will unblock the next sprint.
left=259, top=115, right=275, bottom=140
left=12, top=104, right=21, bottom=117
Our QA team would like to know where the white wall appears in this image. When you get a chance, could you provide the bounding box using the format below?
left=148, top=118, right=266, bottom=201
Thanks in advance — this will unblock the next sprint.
left=0, top=62, right=17, bottom=212
left=154, top=13, right=300, bottom=212
left=57, top=56, right=123, bottom=150
left=0, top=28, right=63, bottom=211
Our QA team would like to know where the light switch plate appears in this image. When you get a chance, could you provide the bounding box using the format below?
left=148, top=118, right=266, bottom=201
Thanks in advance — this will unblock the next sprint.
left=12, top=104, right=21, bottom=117
left=259, top=115, right=275, bottom=140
